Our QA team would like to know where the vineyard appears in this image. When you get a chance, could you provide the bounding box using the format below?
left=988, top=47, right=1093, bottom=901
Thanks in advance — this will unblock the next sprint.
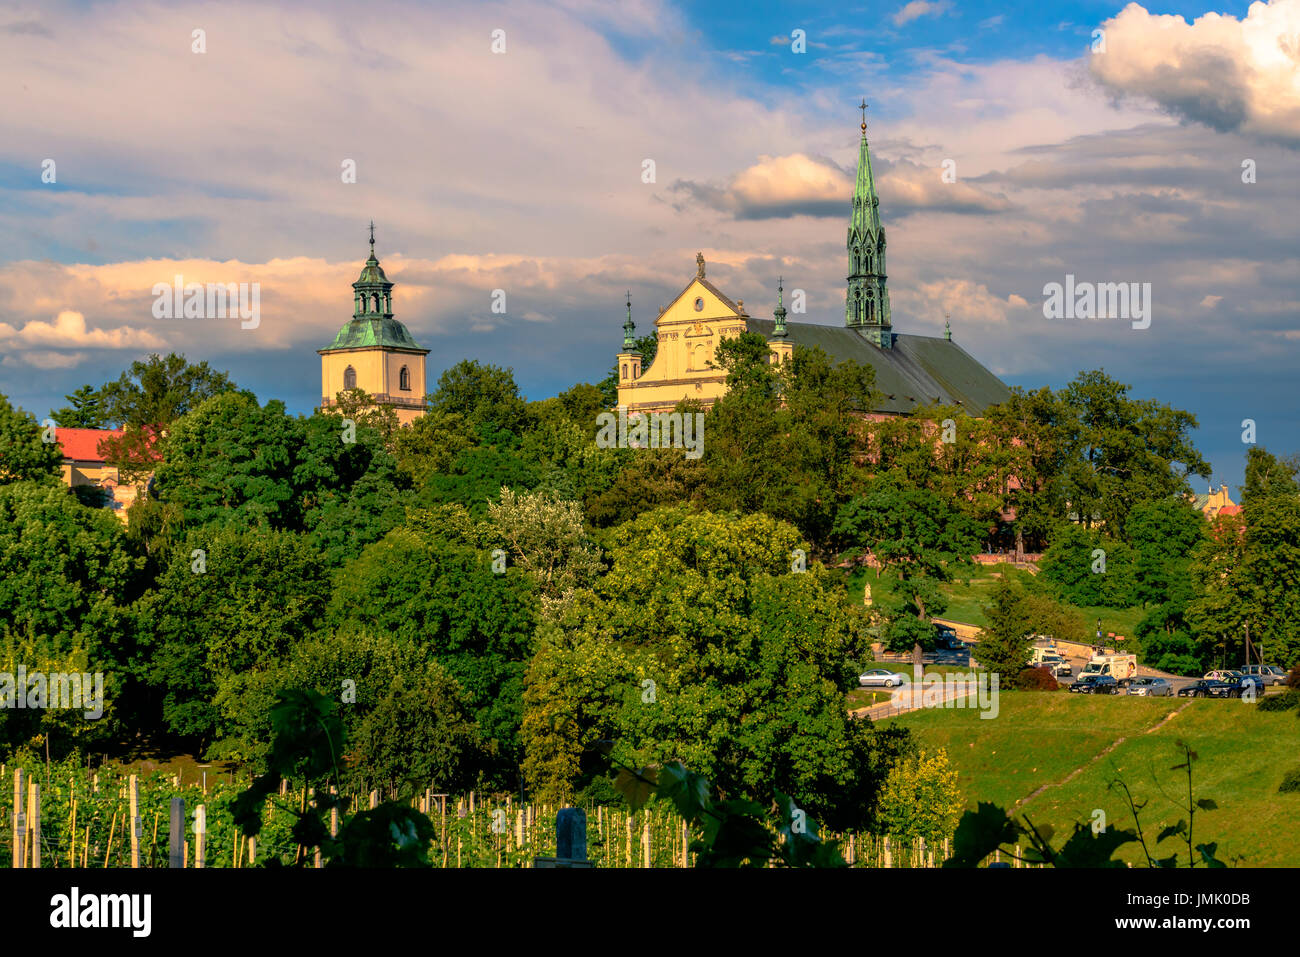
left=1, top=758, right=995, bottom=868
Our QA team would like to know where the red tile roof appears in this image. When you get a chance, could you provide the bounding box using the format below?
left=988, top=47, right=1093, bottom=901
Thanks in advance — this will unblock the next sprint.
left=1218, top=504, right=1243, bottom=517
left=56, top=428, right=124, bottom=462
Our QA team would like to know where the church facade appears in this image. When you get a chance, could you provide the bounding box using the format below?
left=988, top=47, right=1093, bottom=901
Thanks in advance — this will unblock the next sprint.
left=616, top=113, right=1010, bottom=417
left=319, top=228, right=429, bottom=426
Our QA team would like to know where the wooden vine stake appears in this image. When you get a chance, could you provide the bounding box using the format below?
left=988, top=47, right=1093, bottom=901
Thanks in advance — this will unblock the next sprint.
left=194, top=804, right=206, bottom=869
left=129, top=774, right=141, bottom=869
left=27, top=781, right=40, bottom=868
left=11, top=768, right=24, bottom=869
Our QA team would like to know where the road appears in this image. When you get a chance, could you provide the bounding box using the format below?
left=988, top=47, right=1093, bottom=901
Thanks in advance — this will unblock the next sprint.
left=865, top=629, right=1286, bottom=710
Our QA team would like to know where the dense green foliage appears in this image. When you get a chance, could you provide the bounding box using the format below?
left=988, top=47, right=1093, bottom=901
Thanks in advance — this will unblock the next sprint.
left=1, top=340, right=1291, bottom=839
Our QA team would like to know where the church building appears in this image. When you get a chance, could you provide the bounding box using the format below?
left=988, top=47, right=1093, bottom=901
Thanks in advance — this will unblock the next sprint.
left=616, top=110, right=1010, bottom=417
left=319, top=226, right=429, bottom=425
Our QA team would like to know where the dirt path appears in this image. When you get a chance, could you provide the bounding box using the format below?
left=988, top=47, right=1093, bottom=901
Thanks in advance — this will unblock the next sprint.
left=1016, top=700, right=1193, bottom=809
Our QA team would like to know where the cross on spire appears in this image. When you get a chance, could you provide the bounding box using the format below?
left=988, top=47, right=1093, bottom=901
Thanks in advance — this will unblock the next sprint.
left=368, top=220, right=375, bottom=250
left=859, top=98, right=868, bottom=134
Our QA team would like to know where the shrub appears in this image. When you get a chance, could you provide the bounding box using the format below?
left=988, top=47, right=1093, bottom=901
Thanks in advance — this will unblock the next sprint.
left=1017, top=666, right=1061, bottom=691
left=1258, top=689, right=1300, bottom=713
left=874, top=749, right=963, bottom=844
left=1279, top=768, right=1300, bottom=795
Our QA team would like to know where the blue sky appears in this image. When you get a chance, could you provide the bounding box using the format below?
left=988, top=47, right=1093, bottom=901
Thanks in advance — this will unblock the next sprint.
left=0, top=0, right=1296, bottom=495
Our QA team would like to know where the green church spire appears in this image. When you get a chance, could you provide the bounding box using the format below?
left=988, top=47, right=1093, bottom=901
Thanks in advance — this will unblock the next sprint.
left=846, top=100, right=892, bottom=348
left=772, top=276, right=788, bottom=338
left=622, top=291, right=636, bottom=349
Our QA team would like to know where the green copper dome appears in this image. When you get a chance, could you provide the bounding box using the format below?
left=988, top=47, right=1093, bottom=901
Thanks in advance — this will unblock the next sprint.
left=324, top=315, right=423, bottom=351
left=356, top=253, right=389, bottom=285
left=321, top=224, right=426, bottom=353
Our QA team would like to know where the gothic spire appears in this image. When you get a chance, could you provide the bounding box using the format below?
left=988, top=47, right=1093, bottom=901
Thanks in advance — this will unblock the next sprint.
left=846, top=103, right=892, bottom=347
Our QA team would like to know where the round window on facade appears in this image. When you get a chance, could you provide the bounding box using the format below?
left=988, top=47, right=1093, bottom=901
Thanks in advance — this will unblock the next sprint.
left=694, top=297, right=704, bottom=311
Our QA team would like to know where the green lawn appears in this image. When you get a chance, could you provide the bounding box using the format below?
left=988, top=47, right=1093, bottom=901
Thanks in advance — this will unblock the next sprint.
left=879, top=692, right=1300, bottom=867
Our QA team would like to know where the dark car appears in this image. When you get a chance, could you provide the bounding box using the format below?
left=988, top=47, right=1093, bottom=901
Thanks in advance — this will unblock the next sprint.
left=1177, top=679, right=1236, bottom=699
left=1069, top=674, right=1118, bottom=694
left=1233, top=675, right=1267, bottom=699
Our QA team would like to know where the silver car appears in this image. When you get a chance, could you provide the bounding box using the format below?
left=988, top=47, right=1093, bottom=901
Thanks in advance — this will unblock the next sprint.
left=1240, top=665, right=1288, bottom=687
left=1126, top=676, right=1172, bottom=697
left=859, top=668, right=909, bottom=688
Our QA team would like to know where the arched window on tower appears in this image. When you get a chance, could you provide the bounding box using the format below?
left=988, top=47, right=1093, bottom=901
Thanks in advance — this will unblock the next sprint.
left=344, top=366, right=357, bottom=390
left=372, top=293, right=381, bottom=313
left=400, top=366, right=410, bottom=391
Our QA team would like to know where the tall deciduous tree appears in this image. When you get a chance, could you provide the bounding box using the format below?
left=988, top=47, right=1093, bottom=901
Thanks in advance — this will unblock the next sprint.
left=834, top=474, right=985, bottom=658
left=0, top=393, right=63, bottom=485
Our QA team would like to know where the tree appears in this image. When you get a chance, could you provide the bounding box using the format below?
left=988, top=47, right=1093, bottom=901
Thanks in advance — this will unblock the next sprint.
left=521, top=506, right=906, bottom=830
left=0, top=482, right=143, bottom=648
left=136, top=524, right=330, bottom=753
left=98, top=353, right=236, bottom=483
left=1185, top=512, right=1251, bottom=669
left=1039, top=524, right=1137, bottom=608
left=429, top=359, right=530, bottom=441
left=150, top=391, right=300, bottom=529
left=486, top=487, right=603, bottom=616
left=875, top=749, right=963, bottom=844
left=51, top=385, right=109, bottom=429
left=1241, top=446, right=1299, bottom=508
left=1054, top=370, right=1209, bottom=539
left=348, top=659, right=484, bottom=796
left=0, top=481, right=142, bottom=755
left=1127, top=498, right=1205, bottom=607
left=834, top=474, right=985, bottom=658
left=0, top=393, right=63, bottom=485
left=327, top=526, right=538, bottom=785
left=98, top=353, right=235, bottom=428
left=705, top=335, right=877, bottom=549
left=985, top=386, right=1069, bottom=552
left=1240, top=494, right=1300, bottom=669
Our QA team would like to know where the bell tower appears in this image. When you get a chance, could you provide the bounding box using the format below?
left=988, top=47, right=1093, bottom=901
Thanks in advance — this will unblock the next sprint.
left=318, top=223, right=430, bottom=425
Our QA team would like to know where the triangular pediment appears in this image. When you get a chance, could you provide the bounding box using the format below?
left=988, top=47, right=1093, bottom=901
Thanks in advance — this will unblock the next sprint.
left=658, top=276, right=744, bottom=328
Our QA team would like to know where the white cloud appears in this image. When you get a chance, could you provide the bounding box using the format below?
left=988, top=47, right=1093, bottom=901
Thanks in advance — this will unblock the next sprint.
left=0, top=310, right=165, bottom=349
left=892, top=1, right=951, bottom=28
left=1088, top=0, right=1300, bottom=144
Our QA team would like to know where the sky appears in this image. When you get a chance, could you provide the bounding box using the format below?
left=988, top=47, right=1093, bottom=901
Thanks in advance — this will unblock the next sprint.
left=1, top=0, right=1297, bottom=494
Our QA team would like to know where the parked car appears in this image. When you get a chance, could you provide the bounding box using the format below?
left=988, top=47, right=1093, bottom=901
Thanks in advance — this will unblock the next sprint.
left=1204, top=670, right=1244, bottom=682
left=1069, top=674, right=1118, bottom=694
left=859, top=668, right=909, bottom=688
left=1178, top=679, right=1237, bottom=698
left=1126, top=677, right=1172, bottom=697
left=1233, top=675, right=1267, bottom=698
left=1240, top=665, right=1288, bottom=687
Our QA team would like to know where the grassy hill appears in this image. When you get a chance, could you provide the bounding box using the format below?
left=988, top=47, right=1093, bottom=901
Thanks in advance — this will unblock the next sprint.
left=879, top=692, right=1300, bottom=867
left=847, top=562, right=1147, bottom=640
